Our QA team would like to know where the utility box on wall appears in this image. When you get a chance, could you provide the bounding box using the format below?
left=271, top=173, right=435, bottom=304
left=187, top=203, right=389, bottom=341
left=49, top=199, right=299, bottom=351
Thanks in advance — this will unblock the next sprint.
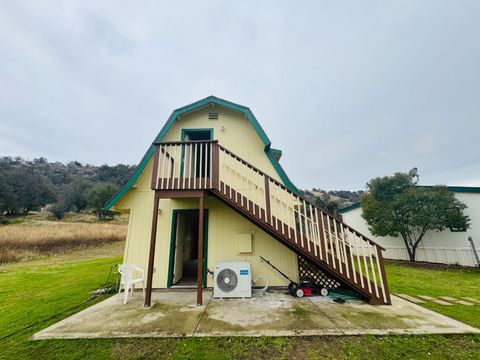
left=236, top=233, right=253, bottom=254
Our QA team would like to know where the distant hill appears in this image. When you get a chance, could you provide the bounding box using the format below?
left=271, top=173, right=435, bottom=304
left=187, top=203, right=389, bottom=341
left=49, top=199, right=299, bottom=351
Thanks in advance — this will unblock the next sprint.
left=301, top=188, right=363, bottom=213
left=0, top=157, right=135, bottom=187
left=0, top=156, right=135, bottom=216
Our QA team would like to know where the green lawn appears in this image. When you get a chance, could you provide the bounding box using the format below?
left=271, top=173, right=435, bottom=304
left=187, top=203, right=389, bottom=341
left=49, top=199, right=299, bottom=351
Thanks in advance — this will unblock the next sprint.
left=0, top=252, right=479, bottom=359
left=386, top=262, right=480, bottom=328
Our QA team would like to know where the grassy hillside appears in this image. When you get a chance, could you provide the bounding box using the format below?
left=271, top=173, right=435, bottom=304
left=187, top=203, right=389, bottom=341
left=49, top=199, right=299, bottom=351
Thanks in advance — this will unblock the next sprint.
left=301, top=189, right=364, bottom=213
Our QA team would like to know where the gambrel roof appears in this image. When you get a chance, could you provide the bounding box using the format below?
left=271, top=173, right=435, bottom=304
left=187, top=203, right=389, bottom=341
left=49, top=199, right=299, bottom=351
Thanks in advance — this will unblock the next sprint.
left=104, top=96, right=298, bottom=210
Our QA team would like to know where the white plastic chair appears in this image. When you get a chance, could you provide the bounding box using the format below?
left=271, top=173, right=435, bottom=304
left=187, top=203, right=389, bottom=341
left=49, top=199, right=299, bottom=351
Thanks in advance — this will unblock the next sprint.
left=117, top=264, right=145, bottom=304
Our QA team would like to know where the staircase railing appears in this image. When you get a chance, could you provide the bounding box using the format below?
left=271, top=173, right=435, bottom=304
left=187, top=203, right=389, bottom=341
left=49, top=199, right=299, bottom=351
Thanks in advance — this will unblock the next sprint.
left=152, top=140, right=390, bottom=304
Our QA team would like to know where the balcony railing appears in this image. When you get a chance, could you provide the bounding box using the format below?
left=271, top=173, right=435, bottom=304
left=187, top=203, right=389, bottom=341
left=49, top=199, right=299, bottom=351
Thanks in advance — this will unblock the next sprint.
left=151, top=140, right=217, bottom=191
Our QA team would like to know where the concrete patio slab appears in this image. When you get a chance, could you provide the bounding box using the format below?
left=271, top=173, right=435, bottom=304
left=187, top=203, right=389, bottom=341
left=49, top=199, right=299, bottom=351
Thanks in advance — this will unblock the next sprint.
left=308, top=296, right=476, bottom=335
left=33, top=290, right=479, bottom=340
left=195, top=292, right=341, bottom=336
left=34, top=290, right=211, bottom=339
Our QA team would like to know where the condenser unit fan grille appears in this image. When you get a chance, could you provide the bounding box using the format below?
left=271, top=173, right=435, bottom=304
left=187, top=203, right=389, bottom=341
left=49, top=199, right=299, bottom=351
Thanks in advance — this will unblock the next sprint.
left=216, top=268, right=238, bottom=292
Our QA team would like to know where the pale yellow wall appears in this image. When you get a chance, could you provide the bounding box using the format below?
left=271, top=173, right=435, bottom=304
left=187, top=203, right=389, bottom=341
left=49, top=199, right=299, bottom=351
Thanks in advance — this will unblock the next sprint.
left=162, top=106, right=283, bottom=183
left=113, top=106, right=299, bottom=288
left=115, top=161, right=155, bottom=274
left=203, top=196, right=298, bottom=288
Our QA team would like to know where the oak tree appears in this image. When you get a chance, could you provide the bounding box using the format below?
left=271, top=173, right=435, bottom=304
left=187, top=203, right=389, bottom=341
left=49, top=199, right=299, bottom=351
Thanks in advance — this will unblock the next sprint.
left=361, top=173, right=470, bottom=262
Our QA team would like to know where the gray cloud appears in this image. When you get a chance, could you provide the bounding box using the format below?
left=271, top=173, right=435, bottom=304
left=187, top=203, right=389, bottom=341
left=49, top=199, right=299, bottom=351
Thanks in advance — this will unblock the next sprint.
left=1, top=1, right=479, bottom=190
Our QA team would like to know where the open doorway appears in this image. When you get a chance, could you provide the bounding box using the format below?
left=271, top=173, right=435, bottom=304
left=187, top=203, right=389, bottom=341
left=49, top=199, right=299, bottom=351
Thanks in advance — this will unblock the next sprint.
left=182, top=128, right=213, bottom=142
left=168, top=209, right=208, bottom=288
left=181, top=129, right=213, bottom=179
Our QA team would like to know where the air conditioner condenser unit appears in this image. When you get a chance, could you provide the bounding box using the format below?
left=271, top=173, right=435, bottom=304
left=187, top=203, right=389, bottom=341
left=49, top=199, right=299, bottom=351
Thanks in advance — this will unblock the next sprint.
left=213, top=261, right=252, bottom=299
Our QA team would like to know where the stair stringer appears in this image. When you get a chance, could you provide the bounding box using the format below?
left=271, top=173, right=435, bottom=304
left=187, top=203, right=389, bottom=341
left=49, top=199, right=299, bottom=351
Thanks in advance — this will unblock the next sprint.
left=209, top=187, right=388, bottom=305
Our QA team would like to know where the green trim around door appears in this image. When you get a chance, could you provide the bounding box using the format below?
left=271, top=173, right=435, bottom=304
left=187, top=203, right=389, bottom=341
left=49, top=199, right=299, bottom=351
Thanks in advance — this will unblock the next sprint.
left=181, top=128, right=214, bottom=141
left=167, top=211, right=179, bottom=288
left=167, top=209, right=209, bottom=288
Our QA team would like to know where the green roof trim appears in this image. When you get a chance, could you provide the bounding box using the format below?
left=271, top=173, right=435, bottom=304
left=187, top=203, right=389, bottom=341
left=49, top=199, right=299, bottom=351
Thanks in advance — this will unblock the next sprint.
left=104, top=96, right=299, bottom=210
left=270, top=148, right=282, bottom=161
left=428, top=186, right=480, bottom=193
left=338, top=203, right=361, bottom=213
left=154, top=96, right=271, bottom=146
left=338, top=186, right=480, bottom=214
left=104, top=145, right=156, bottom=210
left=265, top=149, right=298, bottom=194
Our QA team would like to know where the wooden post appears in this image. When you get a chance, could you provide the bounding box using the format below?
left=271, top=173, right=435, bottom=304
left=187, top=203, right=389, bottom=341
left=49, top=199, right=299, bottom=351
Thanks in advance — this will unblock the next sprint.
left=376, top=246, right=391, bottom=304
left=212, top=143, right=219, bottom=189
left=264, top=175, right=271, bottom=224
left=197, top=194, right=205, bottom=306
left=144, top=193, right=160, bottom=307
left=151, top=145, right=160, bottom=190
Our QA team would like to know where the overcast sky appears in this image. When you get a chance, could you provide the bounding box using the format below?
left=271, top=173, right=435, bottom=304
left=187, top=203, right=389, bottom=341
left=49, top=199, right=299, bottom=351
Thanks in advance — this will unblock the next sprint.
left=1, top=1, right=479, bottom=191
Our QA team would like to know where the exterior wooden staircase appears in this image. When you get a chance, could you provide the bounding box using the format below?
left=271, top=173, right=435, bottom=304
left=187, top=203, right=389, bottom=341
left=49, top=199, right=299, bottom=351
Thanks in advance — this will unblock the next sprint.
left=149, top=140, right=391, bottom=305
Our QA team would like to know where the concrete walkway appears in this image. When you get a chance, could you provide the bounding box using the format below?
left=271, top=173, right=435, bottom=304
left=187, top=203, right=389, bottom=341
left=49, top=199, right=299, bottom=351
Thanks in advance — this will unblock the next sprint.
left=34, top=290, right=479, bottom=339
left=396, top=293, right=479, bottom=306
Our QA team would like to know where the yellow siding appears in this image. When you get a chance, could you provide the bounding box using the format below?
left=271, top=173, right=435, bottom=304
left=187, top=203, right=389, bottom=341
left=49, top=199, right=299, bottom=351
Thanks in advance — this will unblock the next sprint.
left=113, top=106, right=298, bottom=288
left=203, top=197, right=298, bottom=288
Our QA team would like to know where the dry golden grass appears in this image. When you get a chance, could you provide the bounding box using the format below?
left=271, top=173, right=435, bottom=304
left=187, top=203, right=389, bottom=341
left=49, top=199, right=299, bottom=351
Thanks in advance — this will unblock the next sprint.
left=23, top=210, right=130, bottom=225
left=0, top=221, right=127, bottom=263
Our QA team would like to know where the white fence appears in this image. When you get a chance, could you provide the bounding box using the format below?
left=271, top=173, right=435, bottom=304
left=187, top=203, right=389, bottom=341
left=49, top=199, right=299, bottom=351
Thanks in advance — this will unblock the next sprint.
left=383, top=246, right=479, bottom=267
